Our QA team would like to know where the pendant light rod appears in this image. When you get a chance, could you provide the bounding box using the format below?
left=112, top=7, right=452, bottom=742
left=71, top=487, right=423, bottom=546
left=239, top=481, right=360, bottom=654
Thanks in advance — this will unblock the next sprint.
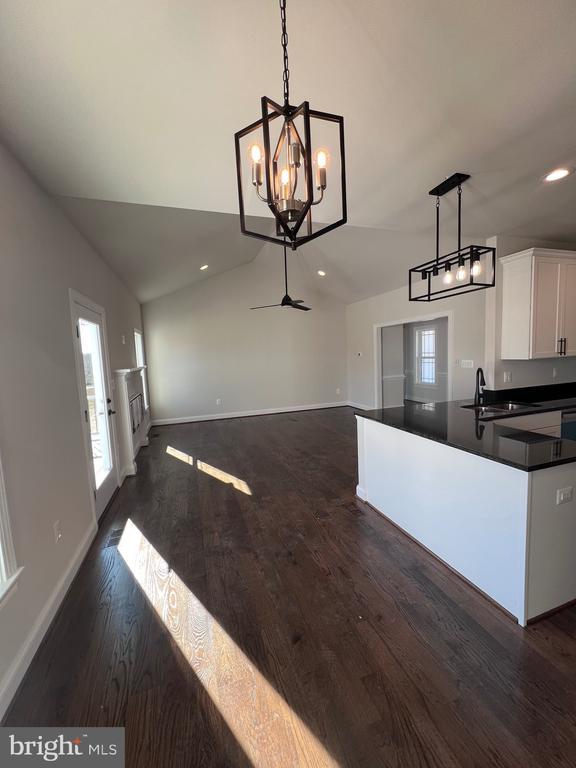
left=435, top=196, right=440, bottom=264
left=280, top=0, right=290, bottom=108
left=283, top=242, right=288, bottom=295
left=457, top=185, right=462, bottom=252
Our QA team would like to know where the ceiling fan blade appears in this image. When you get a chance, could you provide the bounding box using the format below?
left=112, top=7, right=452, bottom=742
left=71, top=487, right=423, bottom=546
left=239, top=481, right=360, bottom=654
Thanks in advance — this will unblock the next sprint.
left=291, top=303, right=311, bottom=311
left=292, top=299, right=304, bottom=304
left=250, top=303, right=282, bottom=310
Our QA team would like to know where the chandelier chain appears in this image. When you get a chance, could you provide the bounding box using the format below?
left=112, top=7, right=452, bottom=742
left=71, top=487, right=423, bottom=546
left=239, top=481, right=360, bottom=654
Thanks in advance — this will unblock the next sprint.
left=280, top=0, right=290, bottom=106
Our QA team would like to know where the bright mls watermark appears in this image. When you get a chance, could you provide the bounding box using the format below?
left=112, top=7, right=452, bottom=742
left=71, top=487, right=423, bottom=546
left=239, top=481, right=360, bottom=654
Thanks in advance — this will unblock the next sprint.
left=0, top=728, right=124, bottom=765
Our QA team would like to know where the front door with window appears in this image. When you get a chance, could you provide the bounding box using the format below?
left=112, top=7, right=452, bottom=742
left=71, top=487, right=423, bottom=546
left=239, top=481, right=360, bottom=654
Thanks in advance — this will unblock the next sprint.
left=71, top=296, right=118, bottom=518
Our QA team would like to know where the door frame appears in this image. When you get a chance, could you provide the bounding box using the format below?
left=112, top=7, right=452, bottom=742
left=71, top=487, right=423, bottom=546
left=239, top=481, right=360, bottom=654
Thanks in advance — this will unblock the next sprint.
left=372, top=310, right=454, bottom=409
left=69, top=289, right=119, bottom=523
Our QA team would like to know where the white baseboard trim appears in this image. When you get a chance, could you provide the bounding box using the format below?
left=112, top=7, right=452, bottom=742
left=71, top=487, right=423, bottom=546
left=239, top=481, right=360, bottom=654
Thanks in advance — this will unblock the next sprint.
left=347, top=402, right=371, bottom=411
left=356, top=485, right=368, bottom=501
left=119, top=461, right=137, bottom=484
left=151, top=401, right=352, bottom=426
left=0, top=521, right=98, bottom=720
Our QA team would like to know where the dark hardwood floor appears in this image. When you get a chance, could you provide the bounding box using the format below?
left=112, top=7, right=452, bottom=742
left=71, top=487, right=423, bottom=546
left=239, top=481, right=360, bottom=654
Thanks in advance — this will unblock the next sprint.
left=5, top=406, right=576, bottom=766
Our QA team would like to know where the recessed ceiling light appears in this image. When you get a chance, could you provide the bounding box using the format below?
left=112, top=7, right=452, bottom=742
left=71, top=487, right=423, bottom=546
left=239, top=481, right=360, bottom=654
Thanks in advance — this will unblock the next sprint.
left=200, top=264, right=209, bottom=270
left=317, top=270, right=326, bottom=277
left=544, top=168, right=571, bottom=183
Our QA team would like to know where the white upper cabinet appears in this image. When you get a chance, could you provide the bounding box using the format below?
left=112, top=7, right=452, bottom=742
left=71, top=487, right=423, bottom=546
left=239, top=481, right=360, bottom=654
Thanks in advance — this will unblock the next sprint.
left=561, top=261, right=576, bottom=357
left=501, top=249, right=576, bottom=359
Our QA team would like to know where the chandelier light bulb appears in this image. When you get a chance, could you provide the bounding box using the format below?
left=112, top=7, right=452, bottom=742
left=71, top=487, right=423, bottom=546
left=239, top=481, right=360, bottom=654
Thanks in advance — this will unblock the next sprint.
left=250, top=144, right=262, bottom=163
left=280, top=168, right=290, bottom=186
left=456, top=264, right=467, bottom=281
left=443, top=268, right=454, bottom=285
left=471, top=260, right=482, bottom=277
left=315, top=150, right=328, bottom=190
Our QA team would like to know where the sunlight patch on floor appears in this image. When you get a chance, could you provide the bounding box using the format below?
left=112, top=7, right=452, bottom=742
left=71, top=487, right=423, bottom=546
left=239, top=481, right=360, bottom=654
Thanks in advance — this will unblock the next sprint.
left=118, top=519, right=338, bottom=767
left=166, top=445, right=194, bottom=464
left=166, top=446, right=252, bottom=495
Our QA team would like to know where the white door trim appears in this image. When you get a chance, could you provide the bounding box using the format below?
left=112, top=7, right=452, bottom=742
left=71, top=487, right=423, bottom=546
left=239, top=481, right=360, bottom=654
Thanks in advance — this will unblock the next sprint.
left=68, top=289, right=119, bottom=522
left=372, top=310, right=454, bottom=409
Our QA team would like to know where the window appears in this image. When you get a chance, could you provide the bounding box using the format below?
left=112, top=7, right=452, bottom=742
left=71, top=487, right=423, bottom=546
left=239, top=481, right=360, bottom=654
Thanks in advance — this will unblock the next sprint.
left=0, top=451, right=19, bottom=604
left=134, top=330, right=149, bottom=410
left=417, top=328, right=436, bottom=385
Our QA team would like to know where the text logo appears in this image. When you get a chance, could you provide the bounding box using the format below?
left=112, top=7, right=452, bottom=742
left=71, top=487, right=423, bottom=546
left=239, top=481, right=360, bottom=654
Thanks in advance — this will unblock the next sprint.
left=0, top=728, right=124, bottom=766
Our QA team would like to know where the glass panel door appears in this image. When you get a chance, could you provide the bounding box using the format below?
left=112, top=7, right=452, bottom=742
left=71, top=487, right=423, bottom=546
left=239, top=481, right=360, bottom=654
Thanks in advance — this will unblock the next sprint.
left=71, top=296, right=118, bottom=519
left=78, top=318, right=113, bottom=489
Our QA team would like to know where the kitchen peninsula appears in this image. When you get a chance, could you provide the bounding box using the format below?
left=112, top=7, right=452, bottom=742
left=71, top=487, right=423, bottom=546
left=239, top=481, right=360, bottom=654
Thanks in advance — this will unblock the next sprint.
left=356, top=399, right=576, bottom=626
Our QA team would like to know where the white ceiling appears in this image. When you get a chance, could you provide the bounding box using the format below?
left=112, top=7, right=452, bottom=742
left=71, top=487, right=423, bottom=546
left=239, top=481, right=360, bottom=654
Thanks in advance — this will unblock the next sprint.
left=56, top=198, right=263, bottom=302
left=1, top=0, right=576, bottom=302
left=56, top=195, right=434, bottom=303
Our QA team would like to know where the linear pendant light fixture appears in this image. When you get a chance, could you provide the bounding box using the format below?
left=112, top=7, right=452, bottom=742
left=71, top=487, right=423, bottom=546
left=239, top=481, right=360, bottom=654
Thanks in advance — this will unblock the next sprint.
left=409, top=173, right=496, bottom=302
left=234, top=0, right=346, bottom=250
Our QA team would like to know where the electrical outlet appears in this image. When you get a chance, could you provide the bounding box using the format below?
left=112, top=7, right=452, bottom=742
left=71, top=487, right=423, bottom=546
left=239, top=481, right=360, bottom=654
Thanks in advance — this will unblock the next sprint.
left=460, top=360, right=474, bottom=369
left=216, top=398, right=222, bottom=406
left=121, top=334, right=126, bottom=345
left=336, top=387, right=341, bottom=396
left=53, top=520, right=62, bottom=544
left=503, top=371, right=512, bottom=384
left=556, top=487, right=573, bottom=505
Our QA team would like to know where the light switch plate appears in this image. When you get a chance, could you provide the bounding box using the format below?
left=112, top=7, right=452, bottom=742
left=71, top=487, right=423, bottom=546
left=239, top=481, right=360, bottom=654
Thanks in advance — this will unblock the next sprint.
left=504, top=371, right=512, bottom=383
left=556, top=487, right=573, bottom=505
left=460, top=360, right=474, bottom=369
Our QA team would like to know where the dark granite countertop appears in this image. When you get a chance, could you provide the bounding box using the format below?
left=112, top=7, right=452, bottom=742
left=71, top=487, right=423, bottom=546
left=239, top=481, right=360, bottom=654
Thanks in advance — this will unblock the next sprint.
left=357, top=398, right=576, bottom=472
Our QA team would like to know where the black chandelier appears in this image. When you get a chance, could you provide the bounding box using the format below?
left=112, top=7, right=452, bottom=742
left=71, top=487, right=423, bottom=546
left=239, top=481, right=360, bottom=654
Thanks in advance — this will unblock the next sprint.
left=234, top=0, right=346, bottom=250
left=409, top=173, right=496, bottom=302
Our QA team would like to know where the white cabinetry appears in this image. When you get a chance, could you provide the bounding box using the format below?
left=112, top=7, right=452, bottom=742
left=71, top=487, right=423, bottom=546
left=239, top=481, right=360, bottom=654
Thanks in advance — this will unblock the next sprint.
left=501, top=249, right=576, bottom=359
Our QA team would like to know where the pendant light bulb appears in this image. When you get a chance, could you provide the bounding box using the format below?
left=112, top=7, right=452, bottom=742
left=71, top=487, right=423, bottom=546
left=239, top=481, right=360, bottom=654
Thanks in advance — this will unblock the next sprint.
left=316, top=150, right=328, bottom=169
left=456, top=263, right=467, bottom=281
left=280, top=167, right=290, bottom=186
left=443, top=267, right=453, bottom=285
left=471, top=260, right=482, bottom=277
left=250, top=144, right=262, bottom=163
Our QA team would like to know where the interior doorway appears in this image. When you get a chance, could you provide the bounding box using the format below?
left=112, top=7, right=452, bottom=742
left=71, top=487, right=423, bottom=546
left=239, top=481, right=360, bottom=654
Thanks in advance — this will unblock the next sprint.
left=70, top=292, right=118, bottom=518
left=379, top=316, right=449, bottom=408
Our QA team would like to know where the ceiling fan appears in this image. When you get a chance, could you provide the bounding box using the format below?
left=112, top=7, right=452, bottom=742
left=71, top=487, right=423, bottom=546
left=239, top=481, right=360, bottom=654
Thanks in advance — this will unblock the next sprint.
left=250, top=244, right=311, bottom=311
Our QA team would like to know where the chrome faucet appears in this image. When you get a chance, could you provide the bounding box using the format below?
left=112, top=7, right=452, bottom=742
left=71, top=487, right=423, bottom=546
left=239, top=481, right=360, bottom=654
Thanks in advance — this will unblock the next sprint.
left=474, top=367, right=486, bottom=407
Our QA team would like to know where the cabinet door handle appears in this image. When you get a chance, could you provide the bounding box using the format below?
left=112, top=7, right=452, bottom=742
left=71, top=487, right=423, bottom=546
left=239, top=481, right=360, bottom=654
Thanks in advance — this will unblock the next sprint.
left=558, top=338, right=563, bottom=355
left=563, top=338, right=567, bottom=356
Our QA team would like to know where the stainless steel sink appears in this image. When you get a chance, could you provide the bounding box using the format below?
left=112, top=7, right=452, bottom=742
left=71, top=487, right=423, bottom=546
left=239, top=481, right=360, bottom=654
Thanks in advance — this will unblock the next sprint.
left=461, top=405, right=502, bottom=415
left=493, top=401, right=540, bottom=411
left=462, top=401, right=540, bottom=415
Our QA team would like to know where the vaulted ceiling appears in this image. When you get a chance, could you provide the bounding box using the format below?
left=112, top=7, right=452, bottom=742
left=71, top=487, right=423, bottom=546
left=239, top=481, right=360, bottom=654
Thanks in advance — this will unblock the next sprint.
left=0, top=0, right=575, bottom=302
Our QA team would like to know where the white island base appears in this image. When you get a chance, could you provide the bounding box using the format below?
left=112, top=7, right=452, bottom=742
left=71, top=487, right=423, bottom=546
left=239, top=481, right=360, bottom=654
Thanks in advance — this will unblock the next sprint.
left=357, top=416, right=576, bottom=626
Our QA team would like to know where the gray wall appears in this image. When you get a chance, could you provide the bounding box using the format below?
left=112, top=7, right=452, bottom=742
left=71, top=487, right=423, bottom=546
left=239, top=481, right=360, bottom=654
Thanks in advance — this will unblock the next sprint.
left=347, top=284, right=486, bottom=409
left=143, top=248, right=348, bottom=422
left=0, top=143, right=141, bottom=712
